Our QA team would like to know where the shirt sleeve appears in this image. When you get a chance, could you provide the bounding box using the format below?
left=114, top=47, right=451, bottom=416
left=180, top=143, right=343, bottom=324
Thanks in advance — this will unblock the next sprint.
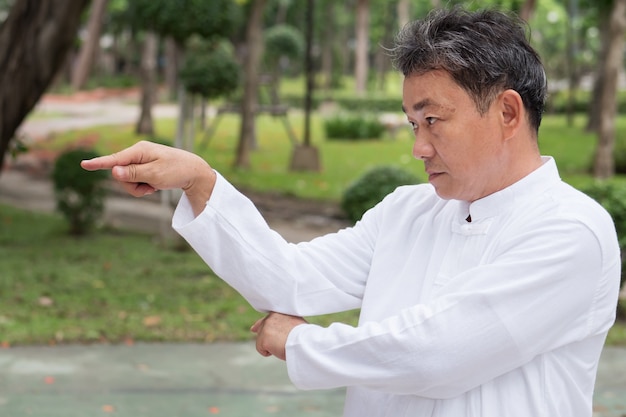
left=172, top=172, right=373, bottom=316
left=285, top=215, right=621, bottom=398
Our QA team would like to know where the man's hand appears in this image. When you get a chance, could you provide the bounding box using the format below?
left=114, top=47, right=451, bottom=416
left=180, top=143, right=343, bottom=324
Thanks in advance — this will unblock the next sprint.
left=251, top=312, right=308, bottom=361
left=80, top=141, right=216, bottom=216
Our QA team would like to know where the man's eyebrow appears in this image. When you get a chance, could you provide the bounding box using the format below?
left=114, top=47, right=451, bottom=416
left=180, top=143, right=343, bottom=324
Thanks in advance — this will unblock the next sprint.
left=401, top=99, right=437, bottom=114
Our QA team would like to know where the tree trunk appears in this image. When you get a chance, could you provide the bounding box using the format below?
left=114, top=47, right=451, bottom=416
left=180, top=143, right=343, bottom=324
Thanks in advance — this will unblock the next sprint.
left=234, top=0, right=266, bottom=169
left=397, top=0, right=410, bottom=29
left=354, top=0, right=369, bottom=96
left=164, top=37, right=179, bottom=101
left=519, top=0, right=537, bottom=22
left=290, top=0, right=321, bottom=172
left=71, top=0, right=108, bottom=90
left=587, top=7, right=611, bottom=133
left=135, top=32, right=158, bottom=135
left=593, top=0, right=626, bottom=179
left=0, top=0, right=91, bottom=174
left=375, top=1, right=395, bottom=92
left=320, top=0, right=335, bottom=92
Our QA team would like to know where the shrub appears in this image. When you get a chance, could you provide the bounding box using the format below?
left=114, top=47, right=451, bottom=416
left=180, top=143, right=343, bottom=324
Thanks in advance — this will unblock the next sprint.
left=614, top=138, right=626, bottom=174
left=180, top=39, right=239, bottom=100
left=581, top=181, right=626, bottom=317
left=264, top=24, right=304, bottom=64
left=341, top=165, right=420, bottom=223
left=52, top=148, right=108, bottom=235
left=324, top=114, right=385, bottom=141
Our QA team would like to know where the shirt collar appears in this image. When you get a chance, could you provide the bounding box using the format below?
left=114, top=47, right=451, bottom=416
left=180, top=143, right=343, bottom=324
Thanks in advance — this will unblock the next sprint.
left=465, top=156, right=561, bottom=222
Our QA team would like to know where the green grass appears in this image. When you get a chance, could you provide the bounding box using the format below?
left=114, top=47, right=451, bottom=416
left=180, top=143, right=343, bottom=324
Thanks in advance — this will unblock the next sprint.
left=0, top=205, right=358, bottom=346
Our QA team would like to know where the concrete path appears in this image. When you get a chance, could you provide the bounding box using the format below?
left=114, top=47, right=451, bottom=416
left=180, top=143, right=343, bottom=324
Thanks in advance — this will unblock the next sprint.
left=0, top=343, right=346, bottom=417
left=0, top=343, right=625, bottom=417
left=2, top=94, right=626, bottom=417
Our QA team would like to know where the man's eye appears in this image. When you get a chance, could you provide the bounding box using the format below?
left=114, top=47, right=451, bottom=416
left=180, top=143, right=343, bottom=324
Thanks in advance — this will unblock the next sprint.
left=425, top=117, right=437, bottom=125
left=408, top=121, right=417, bottom=129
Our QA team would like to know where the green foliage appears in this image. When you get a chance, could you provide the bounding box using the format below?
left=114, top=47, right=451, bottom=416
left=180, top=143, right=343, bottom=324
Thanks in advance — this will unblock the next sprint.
left=180, top=39, right=239, bottom=99
left=51, top=149, right=108, bottom=236
left=126, top=0, right=241, bottom=44
left=324, top=114, right=385, bottom=141
left=264, top=24, right=304, bottom=64
left=580, top=180, right=626, bottom=318
left=341, top=165, right=420, bottom=222
left=581, top=181, right=626, bottom=248
left=614, top=139, right=626, bottom=175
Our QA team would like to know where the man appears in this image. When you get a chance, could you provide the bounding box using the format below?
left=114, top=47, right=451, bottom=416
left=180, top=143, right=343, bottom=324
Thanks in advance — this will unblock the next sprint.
left=82, top=7, right=621, bottom=417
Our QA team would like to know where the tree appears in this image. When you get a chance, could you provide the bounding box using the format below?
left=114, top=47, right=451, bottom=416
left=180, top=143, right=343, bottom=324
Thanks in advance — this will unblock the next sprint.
left=125, top=0, right=241, bottom=145
left=592, top=0, right=626, bottom=178
left=71, top=0, right=109, bottom=90
left=0, top=0, right=91, bottom=174
left=135, top=31, right=158, bottom=135
left=235, top=0, right=267, bottom=169
left=354, top=0, right=369, bottom=96
left=519, top=0, right=537, bottom=21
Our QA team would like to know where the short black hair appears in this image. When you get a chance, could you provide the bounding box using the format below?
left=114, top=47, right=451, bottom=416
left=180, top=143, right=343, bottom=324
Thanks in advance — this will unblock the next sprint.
left=391, top=7, right=547, bottom=133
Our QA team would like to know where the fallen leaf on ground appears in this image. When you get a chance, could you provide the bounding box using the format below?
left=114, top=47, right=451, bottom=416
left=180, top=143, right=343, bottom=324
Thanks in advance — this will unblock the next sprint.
left=38, top=296, right=53, bottom=307
left=143, top=316, right=162, bottom=327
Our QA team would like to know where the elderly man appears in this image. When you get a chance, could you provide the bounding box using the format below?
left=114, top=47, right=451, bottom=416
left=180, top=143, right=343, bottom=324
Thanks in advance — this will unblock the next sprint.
left=82, top=7, right=620, bottom=417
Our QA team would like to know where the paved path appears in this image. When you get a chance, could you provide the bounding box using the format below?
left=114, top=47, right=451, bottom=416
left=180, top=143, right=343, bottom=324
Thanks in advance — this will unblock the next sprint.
left=2, top=95, right=626, bottom=417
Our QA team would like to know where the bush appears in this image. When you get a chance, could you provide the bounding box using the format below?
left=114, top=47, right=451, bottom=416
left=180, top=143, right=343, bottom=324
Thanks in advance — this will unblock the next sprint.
left=180, top=39, right=239, bottom=99
left=264, top=24, right=304, bottom=64
left=52, top=149, right=108, bottom=235
left=581, top=181, right=626, bottom=317
left=341, top=165, right=420, bottom=223
left=614, top=138, right=626, bottom=174
left=324, top=114, right=385, bottom=141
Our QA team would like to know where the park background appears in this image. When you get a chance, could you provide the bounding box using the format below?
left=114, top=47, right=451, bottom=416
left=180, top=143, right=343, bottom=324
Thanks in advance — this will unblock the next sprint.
left=2, top=0, right=626, bottom=415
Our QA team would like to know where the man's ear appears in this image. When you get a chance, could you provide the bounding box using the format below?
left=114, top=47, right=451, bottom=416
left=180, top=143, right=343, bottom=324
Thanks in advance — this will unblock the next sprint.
left=499, top=89, right=524, bottom=140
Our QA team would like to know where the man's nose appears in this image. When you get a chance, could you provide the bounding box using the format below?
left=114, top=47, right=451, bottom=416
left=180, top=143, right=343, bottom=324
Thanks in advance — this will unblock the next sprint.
left=412, top=132, right=435, bottom=160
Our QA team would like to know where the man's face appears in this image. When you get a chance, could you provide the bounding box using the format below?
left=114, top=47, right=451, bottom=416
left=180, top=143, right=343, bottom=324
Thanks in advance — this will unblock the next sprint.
left=402, top=70, right=507, bottom=202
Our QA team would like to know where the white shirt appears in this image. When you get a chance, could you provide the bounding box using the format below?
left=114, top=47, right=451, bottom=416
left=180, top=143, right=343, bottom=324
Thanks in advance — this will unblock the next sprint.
left=172, top=157, right=621, bottom=417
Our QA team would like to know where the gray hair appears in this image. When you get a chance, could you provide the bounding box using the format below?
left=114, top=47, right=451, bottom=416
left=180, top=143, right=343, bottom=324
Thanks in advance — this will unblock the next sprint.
left=391, top=8, right=547, bottom=133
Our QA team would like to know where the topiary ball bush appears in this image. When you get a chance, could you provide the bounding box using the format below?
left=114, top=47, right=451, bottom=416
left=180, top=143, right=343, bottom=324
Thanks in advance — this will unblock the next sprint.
left=341, top=165, right=420, bottom=223
left=180, top=40, right=239, bottom=100
left=52, top=148, right=108, bottom=236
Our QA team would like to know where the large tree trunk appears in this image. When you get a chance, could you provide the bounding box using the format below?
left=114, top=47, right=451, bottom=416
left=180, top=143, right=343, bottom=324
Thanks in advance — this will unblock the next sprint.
left=234, top=0, right=266, bottom=169
left=354, top=0, right=369, bottom=96
left=0, top=0, right=91, bottom=174
left=71, top=0, right=108, bottom=90
left=135, top=32, right=158, bottom=135
left=593, top=0, right=626, bottom=179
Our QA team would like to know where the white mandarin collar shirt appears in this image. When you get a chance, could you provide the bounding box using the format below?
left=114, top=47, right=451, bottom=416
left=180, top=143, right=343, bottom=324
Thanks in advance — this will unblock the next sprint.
left=173, top=157, right=620, bottom=417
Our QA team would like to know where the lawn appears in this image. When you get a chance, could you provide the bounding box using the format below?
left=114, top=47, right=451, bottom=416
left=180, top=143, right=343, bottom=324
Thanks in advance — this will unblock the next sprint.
left=4, top=107, right=626, bottom=346
left=0, top=204, right=358, bottom=346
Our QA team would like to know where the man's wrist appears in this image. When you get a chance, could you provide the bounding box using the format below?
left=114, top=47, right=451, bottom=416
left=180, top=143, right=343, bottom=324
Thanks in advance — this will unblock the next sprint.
left=183, top=165, right=216, bottom=217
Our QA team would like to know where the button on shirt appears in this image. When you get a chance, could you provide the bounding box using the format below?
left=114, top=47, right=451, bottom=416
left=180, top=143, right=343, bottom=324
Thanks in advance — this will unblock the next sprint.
left=172, top=157, right=621, bottom=417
